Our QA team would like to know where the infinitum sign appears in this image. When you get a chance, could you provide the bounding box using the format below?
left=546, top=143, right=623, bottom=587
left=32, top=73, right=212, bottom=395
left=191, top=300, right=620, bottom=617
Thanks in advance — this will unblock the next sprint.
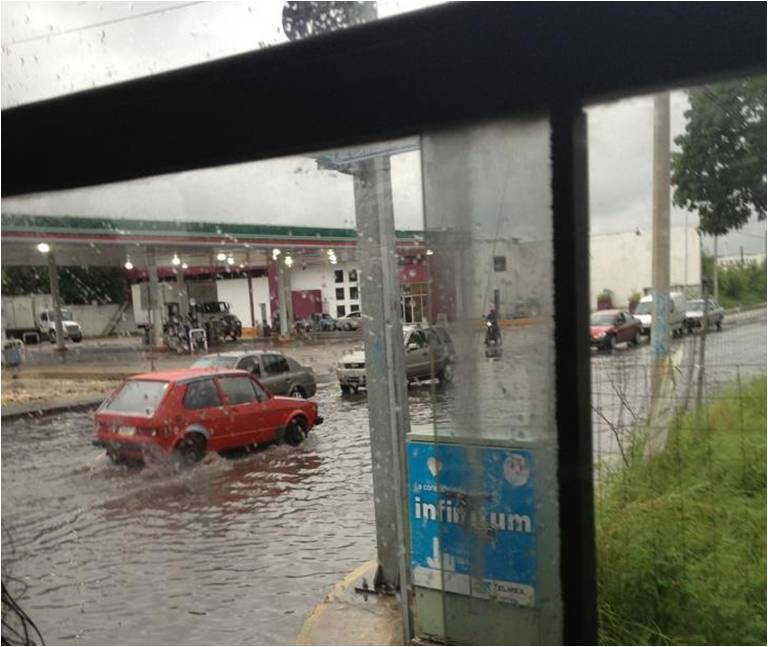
left=407, top=441, right=537, bottom=607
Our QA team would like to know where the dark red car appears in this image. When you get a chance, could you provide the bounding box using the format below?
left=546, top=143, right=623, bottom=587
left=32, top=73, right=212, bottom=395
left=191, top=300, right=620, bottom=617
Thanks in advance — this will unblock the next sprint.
left=93, top=368, right=322, bottom=466
left=589, top=309, right=642, bottom=351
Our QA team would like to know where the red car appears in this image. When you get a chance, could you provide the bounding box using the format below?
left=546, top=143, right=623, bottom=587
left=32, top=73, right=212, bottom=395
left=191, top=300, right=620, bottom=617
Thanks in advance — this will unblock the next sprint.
left=589, top=309, right=642, bottom=351
left=92, top=368, right=323, bottom=466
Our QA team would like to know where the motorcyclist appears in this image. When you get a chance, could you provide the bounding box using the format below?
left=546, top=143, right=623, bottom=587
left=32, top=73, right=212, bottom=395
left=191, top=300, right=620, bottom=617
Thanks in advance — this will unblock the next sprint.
left=484, top=306, right=501, bottom=345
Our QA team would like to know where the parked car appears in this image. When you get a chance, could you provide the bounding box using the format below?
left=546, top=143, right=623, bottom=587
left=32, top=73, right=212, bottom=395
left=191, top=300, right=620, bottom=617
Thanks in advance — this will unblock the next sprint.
left=590, top=309, right=642, bottom=350
left=633, top=291, right=687, bottom=338
left=191, top=351, right=316, bottom=398
left=336, top=311, right=363, bottom=331
left=685, top=299, right=724, bottom=332
left=336, top=324, right=455, bottom=394
left=92, top=368, right=323, bottom=466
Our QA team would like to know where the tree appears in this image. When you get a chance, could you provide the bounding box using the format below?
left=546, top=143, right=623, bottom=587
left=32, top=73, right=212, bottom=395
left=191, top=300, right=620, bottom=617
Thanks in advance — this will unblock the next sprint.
left=671, top=76, right=766, bottom=236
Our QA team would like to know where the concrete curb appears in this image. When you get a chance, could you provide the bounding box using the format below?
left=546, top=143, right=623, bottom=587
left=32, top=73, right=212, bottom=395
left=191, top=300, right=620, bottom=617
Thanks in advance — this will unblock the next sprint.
left=1, top=394, right=105, bottom=421
left=296, top=560, right=402, bottom=646
left=724, top=303, right=766, bottom=315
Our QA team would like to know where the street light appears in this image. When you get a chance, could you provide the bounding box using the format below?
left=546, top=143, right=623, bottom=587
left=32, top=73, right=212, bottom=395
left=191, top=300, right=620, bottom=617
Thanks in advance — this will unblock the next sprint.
left=216, top=252, right=227, bottom=262
left=36, top=242, right=50, bottom=254
left=227, top=256, right=235, bottom=266
left=172, top=254, right=181, bottom=266
left=124, top=259, right=134, bottom=270
left=272, top=248, right=281, bottom=261
left=284, top=255, right=294, bottom=268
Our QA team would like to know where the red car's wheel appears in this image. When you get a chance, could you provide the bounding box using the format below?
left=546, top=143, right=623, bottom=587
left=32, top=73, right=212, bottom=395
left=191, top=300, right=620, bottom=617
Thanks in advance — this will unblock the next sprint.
left=284, top=417, right=307, bottom=446
left=174, top=433, right=206, bottom=468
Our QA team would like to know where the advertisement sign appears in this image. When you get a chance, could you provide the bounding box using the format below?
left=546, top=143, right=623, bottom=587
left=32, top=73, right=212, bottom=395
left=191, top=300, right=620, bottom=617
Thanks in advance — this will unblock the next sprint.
left=407, top=441, right=537, bottom=606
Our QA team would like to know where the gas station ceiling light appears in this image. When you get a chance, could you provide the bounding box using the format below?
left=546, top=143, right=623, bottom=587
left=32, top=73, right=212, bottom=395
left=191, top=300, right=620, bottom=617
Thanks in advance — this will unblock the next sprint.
left=36, top=242, right=50, bottom=253
left=426, top=249, right=434, bottom=256
left=181, top=263, right=189, bottom=270
left=227, top=256, right=235, bottom=265
left=171, top=254, right=181, bottom=266
left=216, top=252, right=227, bottom=262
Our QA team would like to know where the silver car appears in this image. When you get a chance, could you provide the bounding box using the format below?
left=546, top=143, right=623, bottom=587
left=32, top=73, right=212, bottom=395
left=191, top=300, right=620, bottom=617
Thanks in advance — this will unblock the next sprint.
left=685, top=299, right=724, bottom=332
left=191, top=351, right=316, bottom=398
left=336, top=324, right=455, bottom=394
left=335, top=311, right=363, bottom=331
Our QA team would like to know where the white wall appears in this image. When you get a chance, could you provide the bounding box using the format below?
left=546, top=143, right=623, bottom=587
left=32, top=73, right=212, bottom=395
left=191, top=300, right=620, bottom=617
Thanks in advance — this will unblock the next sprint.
left=470, top=239, right=551, bottom=318
left=289, top=261, right=360, bottom=318
left=589, top=225, right=701, bottom=308
left=67, top=303, right=137, bottom=337
left=215, top=276, right=271, bottom=328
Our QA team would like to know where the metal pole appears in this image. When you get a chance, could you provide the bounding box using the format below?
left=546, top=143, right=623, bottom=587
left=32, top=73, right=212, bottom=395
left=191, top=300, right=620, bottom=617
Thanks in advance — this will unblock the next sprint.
left=713, top=235, right=719, bottom=302
left=47, top=250, right=66, bottom=353
left=277, top=260, right=289, bottom=337
left=651, top=93, right=671, bottom=400
left=146, top=247, right=165, bottom=350
left=355, top=155, right=412, bottom=641
left=176, top=266, right=189, bottom=319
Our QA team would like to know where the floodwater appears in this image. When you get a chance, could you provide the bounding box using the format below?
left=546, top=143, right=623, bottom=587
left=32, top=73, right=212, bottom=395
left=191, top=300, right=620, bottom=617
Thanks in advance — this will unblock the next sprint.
left=0, top=325, right=551, bottom=646
left=2, top=314, right=763, bottom=644
left=2, top=385, right=383, bottom=645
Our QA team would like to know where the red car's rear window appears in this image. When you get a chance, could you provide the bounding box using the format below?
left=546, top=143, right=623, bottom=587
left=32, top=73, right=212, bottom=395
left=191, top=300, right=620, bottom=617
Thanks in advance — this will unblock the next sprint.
left=103, top=380, right=170, bottom=417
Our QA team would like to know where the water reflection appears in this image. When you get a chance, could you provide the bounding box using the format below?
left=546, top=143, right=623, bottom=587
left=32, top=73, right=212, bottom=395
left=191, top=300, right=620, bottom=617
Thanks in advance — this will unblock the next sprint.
left=1, top=388, right=375, bottom=645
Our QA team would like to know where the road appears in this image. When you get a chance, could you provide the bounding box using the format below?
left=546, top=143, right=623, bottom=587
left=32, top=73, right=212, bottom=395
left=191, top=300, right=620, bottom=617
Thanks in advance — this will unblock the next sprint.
left=2, top=310, right=764, bottom=644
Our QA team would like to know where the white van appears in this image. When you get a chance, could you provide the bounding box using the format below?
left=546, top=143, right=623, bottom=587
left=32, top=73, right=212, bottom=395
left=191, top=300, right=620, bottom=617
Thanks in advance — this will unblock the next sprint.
left=634, top=292, right=686, bottom=338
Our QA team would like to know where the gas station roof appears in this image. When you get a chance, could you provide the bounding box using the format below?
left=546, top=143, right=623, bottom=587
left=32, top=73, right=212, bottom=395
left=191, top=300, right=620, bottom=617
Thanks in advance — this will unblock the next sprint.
left=1, top=213, right=424, bottom=268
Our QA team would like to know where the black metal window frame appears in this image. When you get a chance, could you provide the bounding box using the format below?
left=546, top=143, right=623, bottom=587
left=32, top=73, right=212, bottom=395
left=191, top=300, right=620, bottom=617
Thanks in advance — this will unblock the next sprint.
left=2, top=3, right=764, bottom=644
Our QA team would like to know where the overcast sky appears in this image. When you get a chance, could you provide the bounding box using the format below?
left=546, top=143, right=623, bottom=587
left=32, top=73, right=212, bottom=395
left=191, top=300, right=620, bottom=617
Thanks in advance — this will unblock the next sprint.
left=1, top=1, right=765, bottom=255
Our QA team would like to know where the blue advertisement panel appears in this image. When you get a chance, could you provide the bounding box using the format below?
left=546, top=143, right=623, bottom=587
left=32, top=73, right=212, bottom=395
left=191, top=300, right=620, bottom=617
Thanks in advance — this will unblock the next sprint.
left=407, top=441, right=537, bottom=606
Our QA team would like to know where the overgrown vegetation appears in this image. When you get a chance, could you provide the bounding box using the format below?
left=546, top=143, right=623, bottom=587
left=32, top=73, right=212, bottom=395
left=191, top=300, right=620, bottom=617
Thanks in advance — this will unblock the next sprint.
left=1, top=266, right=127, bottom=304
left=701, top=253, right=767, bottom=309
left=597, top=376, right=767, bottom=645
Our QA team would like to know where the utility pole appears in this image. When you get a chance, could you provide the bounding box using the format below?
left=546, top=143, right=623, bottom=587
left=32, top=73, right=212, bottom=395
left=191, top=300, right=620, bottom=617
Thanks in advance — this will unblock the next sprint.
left=651, top=93, right=671, bottom=400
left=713, top=235, right=719, bottom=302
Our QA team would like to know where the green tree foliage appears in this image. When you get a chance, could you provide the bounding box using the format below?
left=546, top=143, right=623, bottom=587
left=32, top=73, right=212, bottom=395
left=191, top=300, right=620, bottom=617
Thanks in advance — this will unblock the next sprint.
left=718, top=260, right=767, bottom=308
left=671, top=77, right=766, bottom=236
left=1, top=266, right=127, bottom=304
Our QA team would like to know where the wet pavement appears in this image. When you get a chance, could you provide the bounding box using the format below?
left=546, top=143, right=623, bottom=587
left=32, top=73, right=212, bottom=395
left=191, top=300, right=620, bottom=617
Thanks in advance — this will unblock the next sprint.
left=2, top=312, right=764, bottom=645
left=2, top=385, right=383, bottom=645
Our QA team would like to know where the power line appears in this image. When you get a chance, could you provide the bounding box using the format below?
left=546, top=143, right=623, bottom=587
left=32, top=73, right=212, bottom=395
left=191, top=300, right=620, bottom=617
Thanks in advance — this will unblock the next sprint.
left=3, top=2, right=205, bottom=47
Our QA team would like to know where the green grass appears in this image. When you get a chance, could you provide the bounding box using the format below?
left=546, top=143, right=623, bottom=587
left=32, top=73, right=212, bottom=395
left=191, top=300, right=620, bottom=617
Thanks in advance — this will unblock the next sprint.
left=597, top=376, right=767, bottom=645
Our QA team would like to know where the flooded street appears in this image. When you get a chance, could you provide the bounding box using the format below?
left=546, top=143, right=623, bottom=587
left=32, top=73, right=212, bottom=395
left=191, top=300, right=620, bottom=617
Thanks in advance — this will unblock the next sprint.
left=2, top=385, right=386, bottom=645
left=2, top=315, right=764, bottom=644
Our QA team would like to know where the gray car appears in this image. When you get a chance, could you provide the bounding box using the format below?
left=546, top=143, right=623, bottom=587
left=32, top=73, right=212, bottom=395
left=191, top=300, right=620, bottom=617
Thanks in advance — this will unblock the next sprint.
left=191, top=351, right=316, bottom=398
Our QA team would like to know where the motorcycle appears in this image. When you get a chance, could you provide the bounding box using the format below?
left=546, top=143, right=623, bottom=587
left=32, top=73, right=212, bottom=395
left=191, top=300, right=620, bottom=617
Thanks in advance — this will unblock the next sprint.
left=485, top=320, right=502, bottom=346
left=484, top=319, right=502, bottom=358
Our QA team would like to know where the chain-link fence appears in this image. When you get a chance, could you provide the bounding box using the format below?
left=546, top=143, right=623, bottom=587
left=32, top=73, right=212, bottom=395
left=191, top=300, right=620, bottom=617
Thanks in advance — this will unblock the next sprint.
left=592, top=308, right=766, bottom=644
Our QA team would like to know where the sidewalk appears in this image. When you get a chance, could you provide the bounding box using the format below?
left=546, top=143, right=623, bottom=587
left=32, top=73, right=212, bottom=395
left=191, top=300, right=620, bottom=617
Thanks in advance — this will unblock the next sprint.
left=296, top=560, right=402, bottom=646
left=2, top=393, right=105, bottom=421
